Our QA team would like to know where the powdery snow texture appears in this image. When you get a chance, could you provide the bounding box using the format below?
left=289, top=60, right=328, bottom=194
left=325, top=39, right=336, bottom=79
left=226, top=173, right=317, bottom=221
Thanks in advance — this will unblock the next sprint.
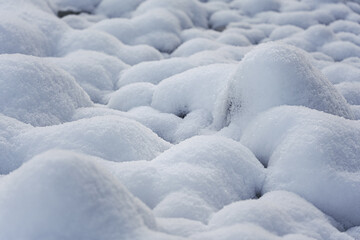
left=1, top=0, right=360, bottom=239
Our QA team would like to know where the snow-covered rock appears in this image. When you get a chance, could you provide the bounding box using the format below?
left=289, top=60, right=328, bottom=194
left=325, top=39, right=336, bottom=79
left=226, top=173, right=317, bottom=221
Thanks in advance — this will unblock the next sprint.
left=0, top=150, right=156, bottom=240
left=241, top=106, right=360, bottom=228
left=0, top=54, right=92, bottom=126
left=103, top=135, right=265, bottom=223
left=215, top=42, right=353, bottom=130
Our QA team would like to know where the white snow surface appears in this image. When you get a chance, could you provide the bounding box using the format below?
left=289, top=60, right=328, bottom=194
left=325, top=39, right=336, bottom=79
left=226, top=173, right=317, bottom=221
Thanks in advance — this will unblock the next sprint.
left=1, top=0, right=360, bottom=239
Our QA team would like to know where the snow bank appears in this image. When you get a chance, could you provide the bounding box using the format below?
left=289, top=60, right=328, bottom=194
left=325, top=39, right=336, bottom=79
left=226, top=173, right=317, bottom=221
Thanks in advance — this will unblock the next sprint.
left=0, top=150, right=156, bottom=240
left=0, top=54, right=92, bottom=126
left=241, top=106, right=360, bottom=228
left=216, top=42, right=353, bottom=130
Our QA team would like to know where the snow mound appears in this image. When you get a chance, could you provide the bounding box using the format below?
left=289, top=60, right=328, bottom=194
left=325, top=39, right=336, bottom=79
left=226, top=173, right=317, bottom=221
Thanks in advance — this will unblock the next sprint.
left=205, top=191, right=350, bottom=240
left=105, top=135, right=265, bottom=223
left=322, top=63, right=360, bottom=84
left=135, top=0, right=208, bottom=28
left=321, top=41, right=360, bottom=61
left=117, top=58, right=195, bottom=88
left=108, top=83, right=155, bottom=111
left=157, top=217, right=207, bottom=237
left=217, top=42, right=353, bottom=130
left=51, top=50, right=129, bottom=104
left=335, top=82, right=360, bottom=105
left=57, top=29, right=163, bottom=65
left=0, top=150, right=156, bottom=240
left=92, top=8, right=182, bottom=53
left=0, top=54, right=92, bottom=126
left=49, top=0, right=101, bottom=13
left=231, top=0, right=280, bottom=16
left=241, top=106, right=360, bottom=228
left=0, top=6, right=68, bottom=56
left=2, top=0, right=360, bottom=238
left=152, top=63, right=236, bottom=119
left=0, top=116, right=32, bottom=174
left=128, top=106, right=182, bottom=143
left=10, top=116, right=171, bottom=172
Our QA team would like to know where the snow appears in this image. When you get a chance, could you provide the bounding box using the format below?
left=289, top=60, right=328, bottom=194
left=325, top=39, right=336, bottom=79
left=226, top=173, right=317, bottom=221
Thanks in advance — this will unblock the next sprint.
left=204, top=191, right=351, bottom=240
left=57, top=29, right=163, bottom=65
left=6, top=116, right=171, bottom=174
left=152, top=63, right=237, bottom=118
left=215, top=42, right=353, bottom=131
left=2, top=0, right=360, bottom=239
left=0, top=150, right=157, bottom=240
left=108, top=83, right=155, bottom=111
left=241, top=106, right=360, bottom=228
left=0, top=54, right=92, bottom=126
left=117, top=57, right=194, bottom=87
left=103, top=135, right=265, bottom=221
left=231, top=0, right=280, bottom=16
left=50, top=50, right=129, bottom=104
